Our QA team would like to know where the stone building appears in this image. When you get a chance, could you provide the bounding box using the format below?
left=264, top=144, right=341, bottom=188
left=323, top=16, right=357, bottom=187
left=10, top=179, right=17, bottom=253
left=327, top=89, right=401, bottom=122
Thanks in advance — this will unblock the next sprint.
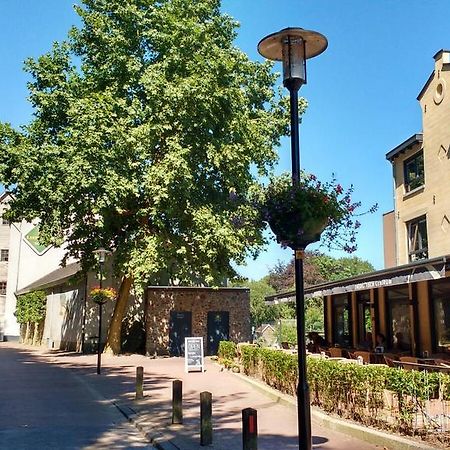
left=146, top=286, right=251, bottom=356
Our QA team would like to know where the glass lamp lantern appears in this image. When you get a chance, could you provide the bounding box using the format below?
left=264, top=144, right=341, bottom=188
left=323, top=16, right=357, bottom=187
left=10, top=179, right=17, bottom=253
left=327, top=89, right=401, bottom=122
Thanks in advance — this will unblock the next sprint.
left=93, top=247, right=108, bottom=264
left=258, top=27, right=328, bottom=91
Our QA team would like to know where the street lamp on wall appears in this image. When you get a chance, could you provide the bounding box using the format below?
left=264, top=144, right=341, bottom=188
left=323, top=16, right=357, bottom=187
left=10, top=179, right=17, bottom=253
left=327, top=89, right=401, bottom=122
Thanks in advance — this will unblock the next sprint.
left=93, top=247, right=110, bottom=375
left=258, top=28, right=327, bottom=450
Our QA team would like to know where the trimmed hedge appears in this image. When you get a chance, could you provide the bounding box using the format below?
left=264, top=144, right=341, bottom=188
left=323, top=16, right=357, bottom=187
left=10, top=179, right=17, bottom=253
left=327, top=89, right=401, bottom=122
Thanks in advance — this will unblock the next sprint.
left=218, top=341, right=237, bottom=360
left=234, top=343, right=450, bottom=434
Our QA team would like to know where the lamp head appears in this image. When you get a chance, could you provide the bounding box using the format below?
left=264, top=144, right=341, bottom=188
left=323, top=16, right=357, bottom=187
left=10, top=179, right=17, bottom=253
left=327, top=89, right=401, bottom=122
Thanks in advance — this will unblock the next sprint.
left=258, top=27, right=327, bottom=91
left=93, top=247, right=109, bottom=264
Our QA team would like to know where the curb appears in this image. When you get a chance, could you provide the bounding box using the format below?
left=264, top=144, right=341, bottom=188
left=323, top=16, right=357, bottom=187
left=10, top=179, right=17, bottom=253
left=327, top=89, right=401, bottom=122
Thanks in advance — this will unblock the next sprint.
left=231, top=368, right=441, bottom=450
left=47, top=350, right=177, bottom=450
left=115, top=401, right=179, bottom=450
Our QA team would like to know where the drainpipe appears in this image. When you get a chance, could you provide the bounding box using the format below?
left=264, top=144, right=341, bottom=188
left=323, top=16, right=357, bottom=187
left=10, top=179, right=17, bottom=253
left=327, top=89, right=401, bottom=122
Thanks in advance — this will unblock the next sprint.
left=392, top=162, right=399, bottom=266
left=12, top=221, right=23, bottom=293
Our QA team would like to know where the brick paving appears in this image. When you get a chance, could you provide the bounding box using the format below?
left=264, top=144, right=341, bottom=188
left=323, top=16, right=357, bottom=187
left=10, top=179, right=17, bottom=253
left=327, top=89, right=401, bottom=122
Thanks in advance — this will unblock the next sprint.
left=10, top=343, right=387, bottom=450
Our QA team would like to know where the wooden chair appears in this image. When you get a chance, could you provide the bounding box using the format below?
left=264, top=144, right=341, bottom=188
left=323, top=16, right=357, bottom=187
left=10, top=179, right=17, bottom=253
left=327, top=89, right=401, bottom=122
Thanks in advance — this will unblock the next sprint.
left=399, top=356, right=418, bottom=371
left=281, top=341, right=293, bottom=350
left=384, top=356, right=397, bottom=367
left=353, top=351, right=371, bottom=364
left=328, top=347, right=344, bottom=358
left=434, top=359, right=450, bottom=368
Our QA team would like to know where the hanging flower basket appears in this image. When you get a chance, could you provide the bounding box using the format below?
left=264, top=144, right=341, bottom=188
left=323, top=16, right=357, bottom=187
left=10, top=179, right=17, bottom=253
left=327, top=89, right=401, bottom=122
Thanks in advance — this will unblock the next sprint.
left=90, top=287, right=117, bottom=305
left=260, top=172, right=377, bottom=251
left=268, top=211, right=329, bottom=249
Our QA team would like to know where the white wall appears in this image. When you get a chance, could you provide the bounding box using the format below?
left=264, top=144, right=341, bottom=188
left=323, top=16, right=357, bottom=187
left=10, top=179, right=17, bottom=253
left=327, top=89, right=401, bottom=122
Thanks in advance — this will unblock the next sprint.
left=4, top=221, right=73, bottom=339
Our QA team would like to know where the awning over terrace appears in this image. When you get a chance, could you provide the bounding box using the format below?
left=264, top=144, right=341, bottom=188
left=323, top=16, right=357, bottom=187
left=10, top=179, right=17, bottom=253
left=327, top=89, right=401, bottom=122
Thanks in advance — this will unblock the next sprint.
left=265, top=255, right=449, bottom=304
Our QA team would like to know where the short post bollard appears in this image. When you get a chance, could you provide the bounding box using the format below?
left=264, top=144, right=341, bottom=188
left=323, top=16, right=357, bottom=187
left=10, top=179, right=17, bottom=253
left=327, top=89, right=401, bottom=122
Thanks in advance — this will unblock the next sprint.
left=172, top=379, right=183, bottom=424
left=242, top=408, right=257, bottom=450
left=135, top=366, right=144, bottom=400
left=200, top=391, right=212, bottom=446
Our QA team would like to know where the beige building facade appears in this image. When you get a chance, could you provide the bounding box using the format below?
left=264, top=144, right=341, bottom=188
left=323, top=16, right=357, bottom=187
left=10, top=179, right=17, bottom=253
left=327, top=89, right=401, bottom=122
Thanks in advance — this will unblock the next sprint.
left=385, top=50, right=450, bottom=267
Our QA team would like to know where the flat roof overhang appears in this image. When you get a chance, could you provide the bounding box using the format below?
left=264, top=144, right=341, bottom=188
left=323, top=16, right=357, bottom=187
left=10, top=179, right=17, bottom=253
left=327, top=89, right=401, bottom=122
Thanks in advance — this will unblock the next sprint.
left=385, top=133, right=423, bottom=162
left=16, top=262, right=81, bottom=296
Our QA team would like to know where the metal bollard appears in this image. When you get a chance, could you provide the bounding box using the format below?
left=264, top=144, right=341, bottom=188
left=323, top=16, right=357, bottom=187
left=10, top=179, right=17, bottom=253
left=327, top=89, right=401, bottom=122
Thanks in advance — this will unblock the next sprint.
left=200, top=391, right=212, bottom=446
left=172, top=379, right=183, bottom=424
left=135, top=366, right=144, bottom=400
left=242, top=407, right=257, bottom=450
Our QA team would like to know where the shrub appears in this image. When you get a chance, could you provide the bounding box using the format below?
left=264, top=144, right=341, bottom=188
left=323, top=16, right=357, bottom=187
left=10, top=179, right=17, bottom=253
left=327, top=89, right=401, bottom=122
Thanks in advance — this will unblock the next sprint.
left=236, top=346, right=450, bottom=435
left=218, top=341, right=237, bottom=360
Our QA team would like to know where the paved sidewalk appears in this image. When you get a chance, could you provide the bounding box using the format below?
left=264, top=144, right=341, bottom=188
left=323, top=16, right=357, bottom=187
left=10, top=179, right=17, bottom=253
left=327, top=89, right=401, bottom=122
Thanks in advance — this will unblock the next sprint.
left=5, top=343, right=439, bottom=450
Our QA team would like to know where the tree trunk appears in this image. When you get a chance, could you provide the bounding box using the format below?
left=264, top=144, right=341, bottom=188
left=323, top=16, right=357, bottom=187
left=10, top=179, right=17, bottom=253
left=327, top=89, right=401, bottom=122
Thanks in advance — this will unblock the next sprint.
left=24, top=322, right=31, bottom=344
left=32, top=322, right=37, bottom=346
left=32, top=322, right=41, bottom=346
left=104, top=276, right=132, bottom=355
left=20, top=323, right=26, bottom=343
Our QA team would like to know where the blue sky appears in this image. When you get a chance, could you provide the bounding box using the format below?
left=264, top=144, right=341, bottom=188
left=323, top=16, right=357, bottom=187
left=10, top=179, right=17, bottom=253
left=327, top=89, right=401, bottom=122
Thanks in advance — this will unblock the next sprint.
left=1, top=1, right=449, bottom=280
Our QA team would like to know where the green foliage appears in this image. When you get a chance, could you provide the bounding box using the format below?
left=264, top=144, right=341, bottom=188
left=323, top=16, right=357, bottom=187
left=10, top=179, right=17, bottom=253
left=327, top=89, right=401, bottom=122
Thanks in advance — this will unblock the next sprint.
left=311, top=253, right=375, bottom=282
left=275, top=321, right=297, bottom=345
left=273, top=302, right=296, bottom=320
left=268, top=252, right=375, bottom=293
left=0, top=0, right=291, bottom=287
left=15, top=291, right=47, bottom=324
left=237, top=346, right=450, bottom=435
left=305, top=297, right=324, bottom=332
left=217, top=340, right=236, bottom=360
left=231, top=278, right=277, bottom=327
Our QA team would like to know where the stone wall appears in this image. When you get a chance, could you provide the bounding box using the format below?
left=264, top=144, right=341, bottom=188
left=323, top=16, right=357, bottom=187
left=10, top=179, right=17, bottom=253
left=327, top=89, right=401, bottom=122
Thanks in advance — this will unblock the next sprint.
left=146, top=287, right=251, bottom=356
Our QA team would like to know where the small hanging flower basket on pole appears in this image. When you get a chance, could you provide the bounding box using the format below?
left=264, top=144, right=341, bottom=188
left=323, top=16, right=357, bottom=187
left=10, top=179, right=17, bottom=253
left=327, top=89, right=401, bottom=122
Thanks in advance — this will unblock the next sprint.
left=260, top=172, right=377, bottom=251
left=90, top=287, right=117, bottom=305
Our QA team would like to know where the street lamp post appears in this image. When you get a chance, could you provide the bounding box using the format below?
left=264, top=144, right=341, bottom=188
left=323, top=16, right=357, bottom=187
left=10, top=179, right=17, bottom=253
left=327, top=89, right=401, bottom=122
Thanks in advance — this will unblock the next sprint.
left=258, top=28, right=327, bottom=450
left=93, top=247, right=108, bottom=375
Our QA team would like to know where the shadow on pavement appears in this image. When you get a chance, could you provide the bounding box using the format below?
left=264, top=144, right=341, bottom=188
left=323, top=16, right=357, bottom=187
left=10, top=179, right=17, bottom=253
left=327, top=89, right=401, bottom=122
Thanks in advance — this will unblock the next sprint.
left=1, top=343, right=340, bottom=449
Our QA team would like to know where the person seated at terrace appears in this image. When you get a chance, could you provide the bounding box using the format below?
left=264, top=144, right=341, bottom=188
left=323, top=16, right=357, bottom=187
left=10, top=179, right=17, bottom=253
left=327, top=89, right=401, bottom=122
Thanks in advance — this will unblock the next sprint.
left=393, top=332, right=410, bottom=351
left=374, top=332, right=386, bottom=353
left=307, top=332, right=328, bottom=353
left=360, top=331, right=373, bottom=350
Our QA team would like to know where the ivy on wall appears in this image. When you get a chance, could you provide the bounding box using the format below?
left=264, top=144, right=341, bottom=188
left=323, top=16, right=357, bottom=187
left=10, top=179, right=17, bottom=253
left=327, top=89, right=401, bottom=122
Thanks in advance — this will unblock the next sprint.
left=15, top=290, right=47, bottom=345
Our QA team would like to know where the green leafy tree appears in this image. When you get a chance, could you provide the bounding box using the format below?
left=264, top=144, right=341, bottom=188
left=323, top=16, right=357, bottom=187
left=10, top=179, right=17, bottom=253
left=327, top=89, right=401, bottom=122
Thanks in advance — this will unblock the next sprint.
left=248, top=279, right=277, bottom=327
left=305, top=297, right=324, bottom=332
left=311, top=254, right=374, bottom=282
left=230, top=278, right=276, bottom=327
left=267, top=252, right=374, bottom=334
left=268, top=251, right=374, bottom=292
left=0, top=1, right=292, bottom=353
left=275, top=321, right=297, bottom=345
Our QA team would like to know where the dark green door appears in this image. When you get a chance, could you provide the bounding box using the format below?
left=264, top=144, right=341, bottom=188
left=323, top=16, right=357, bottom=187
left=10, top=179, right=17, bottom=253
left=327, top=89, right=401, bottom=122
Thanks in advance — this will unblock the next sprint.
left=207, top=311, right=229, bottom=355
left=169, top=311, right=192, bottom=356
